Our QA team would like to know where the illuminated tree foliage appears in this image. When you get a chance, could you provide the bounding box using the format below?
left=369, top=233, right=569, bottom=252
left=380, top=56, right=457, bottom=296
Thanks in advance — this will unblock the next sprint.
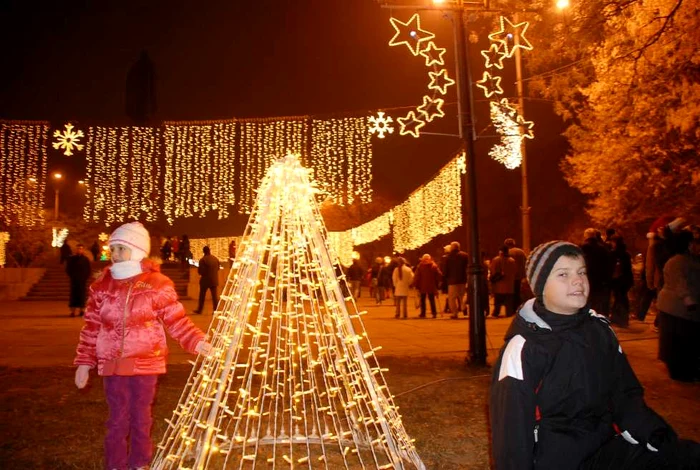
left=527, top=0, right=700, bottom=225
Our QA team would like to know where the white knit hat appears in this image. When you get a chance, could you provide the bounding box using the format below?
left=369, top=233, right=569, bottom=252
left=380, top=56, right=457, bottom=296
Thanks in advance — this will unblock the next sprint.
left=109, top=222, right=150, bottom=261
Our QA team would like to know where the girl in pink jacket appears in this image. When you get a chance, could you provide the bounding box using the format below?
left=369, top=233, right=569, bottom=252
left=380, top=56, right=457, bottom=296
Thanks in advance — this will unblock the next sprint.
left=74, top=222, right=210, bottom=470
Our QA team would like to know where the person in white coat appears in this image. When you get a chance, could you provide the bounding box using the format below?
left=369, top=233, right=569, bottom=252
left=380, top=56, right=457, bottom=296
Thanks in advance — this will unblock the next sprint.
left=392, top=257, right=414, bottom=319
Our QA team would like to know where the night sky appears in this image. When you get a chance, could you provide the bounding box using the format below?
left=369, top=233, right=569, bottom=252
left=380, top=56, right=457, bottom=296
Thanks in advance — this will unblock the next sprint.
left=0, top=0, right=585, bottom=255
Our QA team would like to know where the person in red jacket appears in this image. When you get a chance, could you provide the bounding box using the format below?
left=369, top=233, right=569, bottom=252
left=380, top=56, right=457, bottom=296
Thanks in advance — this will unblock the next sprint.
left=74, top=221, right=211, bottom=470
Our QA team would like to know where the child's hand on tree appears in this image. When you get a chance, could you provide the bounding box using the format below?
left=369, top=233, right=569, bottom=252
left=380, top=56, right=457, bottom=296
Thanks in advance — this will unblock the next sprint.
left=195, top=340, right=213, bottom=357
left=75, top=365, right=91, bottom=389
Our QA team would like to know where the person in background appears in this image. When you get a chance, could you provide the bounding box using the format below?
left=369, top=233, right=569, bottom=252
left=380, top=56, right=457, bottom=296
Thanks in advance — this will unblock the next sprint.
left=657, top=230, right=700, bottom=382
left=160, top=237, right=172, bottom=262
left=90, top=240, right=100, bottom=262
left=445, top=241, right=469, bottom=319
left=413, top=253, right=442, bottom=318
left=392, top=257, right=414, bottom=319
left=228, top=239, right=237, bottom=269
left=609, top=235, right=634, bottom=327
left=370, top=257, right=383, bottom=304
left=581, top=228, right=613, bottom=317
left=490, top=246, right=517, bottom=318
left=193, top=245, right=220, bottom=315
left=66, top=243, right=92, bottom=317
left=504, top=238, right=527, bottom=309
left=490, top=240, right=700, bottom=470
left=74, top=221, right=212, bottom=470
left=60, top=240, right=72, bottom=264
left=180, top=234, right=191, bottom=269
left=346, top=258, right=364, bottom=299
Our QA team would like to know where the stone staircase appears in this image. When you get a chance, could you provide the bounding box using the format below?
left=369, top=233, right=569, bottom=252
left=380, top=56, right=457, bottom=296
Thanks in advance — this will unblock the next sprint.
left=21, top=261, right=190, bottom=301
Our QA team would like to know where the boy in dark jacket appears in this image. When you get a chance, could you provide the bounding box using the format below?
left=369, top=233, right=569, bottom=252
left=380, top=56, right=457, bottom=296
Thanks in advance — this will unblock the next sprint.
left=490, top=240, right=699, bottom=469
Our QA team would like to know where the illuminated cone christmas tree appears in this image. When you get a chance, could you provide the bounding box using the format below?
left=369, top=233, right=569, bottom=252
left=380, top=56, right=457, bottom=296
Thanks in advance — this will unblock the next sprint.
left=152, top=155, right=425, bottom=469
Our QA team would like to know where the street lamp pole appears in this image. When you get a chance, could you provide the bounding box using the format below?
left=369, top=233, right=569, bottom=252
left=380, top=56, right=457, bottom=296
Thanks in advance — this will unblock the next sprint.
left=54, top=189, right=59, bottom=220
left=453, top=6, right=487, bottom=366
left=513, top=12, right=531, bottom=253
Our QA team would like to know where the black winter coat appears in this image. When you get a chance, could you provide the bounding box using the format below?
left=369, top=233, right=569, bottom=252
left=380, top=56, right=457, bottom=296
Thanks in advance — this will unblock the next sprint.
left=490, top=299, right=674, bottom=470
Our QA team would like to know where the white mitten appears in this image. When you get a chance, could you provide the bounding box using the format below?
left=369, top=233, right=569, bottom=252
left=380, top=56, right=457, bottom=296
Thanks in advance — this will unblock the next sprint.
left=75, top=365, right=91, bottom=389
left=195, top=340, right=213, bottom=357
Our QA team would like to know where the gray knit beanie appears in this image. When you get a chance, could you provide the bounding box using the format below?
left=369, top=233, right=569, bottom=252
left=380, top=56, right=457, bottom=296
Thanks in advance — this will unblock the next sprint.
left=526, top=241, right=584, bottom=298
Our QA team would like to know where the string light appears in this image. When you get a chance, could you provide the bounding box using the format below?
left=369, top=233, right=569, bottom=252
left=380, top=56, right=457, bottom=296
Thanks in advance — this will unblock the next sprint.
left=0, top=232, right=9, bottom=267
left=476, top=71, right=504, bottom=98
left=52, top=123, right=84, bottom=156
left=311, top=117, right=372, bottom=206
left=416, top=95, right=445, bottom=122
left=189, top=236, right=239, bottom=264
left=0, top=121, right=49, bottom=227
left=488, top=16, right=533, bottom=58
left=480, top=43, right=506, bottom=69
left=397, top=110, right=426, bottom=138
left=488, top=99, right=533, bottom=169
left=152, top=155, right=425, bottom=469
left=163, top=121, right=238, bottom=222
left=427, top=69, right=456, bottom=95
left=51, top=227, right=69, bottom=248
left=238, top=118, right=306, bottom=213
left=83, top=126, right=163, bottom=225
left=388, top=13, right=435, bottom=55
left=392, top=154, right=465, bottom=253
left=350, top=211, right=392, bottom=246
left=368, top=112, right=394, bottom=138
left=420, top=41, right=447, bottom=67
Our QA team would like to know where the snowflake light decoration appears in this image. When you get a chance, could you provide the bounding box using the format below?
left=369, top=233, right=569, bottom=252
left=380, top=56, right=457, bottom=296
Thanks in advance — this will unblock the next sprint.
left=52, top=123, right=84, bottom=156
left=368, top=112, right=395, bottom=138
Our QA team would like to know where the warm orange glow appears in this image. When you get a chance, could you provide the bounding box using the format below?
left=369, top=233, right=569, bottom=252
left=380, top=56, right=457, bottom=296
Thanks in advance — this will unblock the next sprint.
left=52, top=172, right=63, bottom=180
left=556, top=0, right=570, bottom=9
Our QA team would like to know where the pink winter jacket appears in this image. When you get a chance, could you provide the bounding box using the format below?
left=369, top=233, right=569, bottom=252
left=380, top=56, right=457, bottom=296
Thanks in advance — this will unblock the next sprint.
left=74, top=259, right=205, bottom=376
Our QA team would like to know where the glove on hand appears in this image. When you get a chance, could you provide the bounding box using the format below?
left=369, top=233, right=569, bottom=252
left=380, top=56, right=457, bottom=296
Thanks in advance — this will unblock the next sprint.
left=195, top=340, right=213, bottom=357
left=75, top=365, right=91, bottom=389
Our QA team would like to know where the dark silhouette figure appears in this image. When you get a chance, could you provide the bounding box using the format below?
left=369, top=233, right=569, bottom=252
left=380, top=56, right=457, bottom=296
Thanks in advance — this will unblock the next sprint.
left=194, top=246, right=220, bottom=314
left=66, top=244, right=92, bottom=317
left=90, top=241, right=100, bottom=262
left=60, top=240, right=72, bottom=264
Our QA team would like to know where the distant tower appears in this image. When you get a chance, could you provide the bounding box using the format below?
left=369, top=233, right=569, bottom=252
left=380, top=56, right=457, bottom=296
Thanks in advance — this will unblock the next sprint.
left=125, top=50, right=157, bottom=124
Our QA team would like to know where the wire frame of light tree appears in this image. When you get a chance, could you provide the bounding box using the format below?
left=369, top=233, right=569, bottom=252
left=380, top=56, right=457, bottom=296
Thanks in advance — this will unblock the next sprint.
left=152, top=155, right=425, bottom=470
left=0, top=121, right=49, bottom=227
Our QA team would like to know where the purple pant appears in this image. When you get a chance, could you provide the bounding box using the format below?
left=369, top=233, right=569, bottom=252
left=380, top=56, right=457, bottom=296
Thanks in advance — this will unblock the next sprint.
left=103, top=374, right=158, bottom=470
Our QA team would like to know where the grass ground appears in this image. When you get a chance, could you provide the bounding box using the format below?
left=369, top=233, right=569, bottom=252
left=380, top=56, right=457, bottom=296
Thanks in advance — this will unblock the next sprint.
left=0, top=357, right=493, bottom=469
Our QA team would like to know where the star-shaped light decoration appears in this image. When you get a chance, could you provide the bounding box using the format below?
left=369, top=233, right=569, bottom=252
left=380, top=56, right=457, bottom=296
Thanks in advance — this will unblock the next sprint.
left=428, top=69, right=456, bottom=95
left=488, top=16, right=533, bottom=58
left=397, top=111, right=426, bottom=138
left=517, top=115, right=535, bottom=139
left=52, top=123, right=85, bottom=156
left=476, top=71, right=504, bottom=98
left=368, top=112, right=395, bottom=139
left=480, top=43, right=506, bottom=69
left=98, top=232, right=109, bottom=242
left=419, top=41, right=447, bottom=67
left=416, top=95, right=445, bottom=122
left=389, top=14, right=435, bottom=56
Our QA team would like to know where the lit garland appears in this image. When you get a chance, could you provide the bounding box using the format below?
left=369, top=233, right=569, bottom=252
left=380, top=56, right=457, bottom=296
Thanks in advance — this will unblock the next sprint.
left=51, top=227, right=69, bottom=248
left=152, top=155, right=425, bottom=469
left=311, top=117, right=372, bottom=206
left=189, top=236, right=240, bottom=265
left=99, top=232, right=110, bottom=260
left=163, top=121, right=237, bottom=222
left=387, top=13, right=455, bottom=138
left=0, top=121, right=49, bottom=227
left=83, top=126, right=162, bottom=225
left=52, top=123, right=84, bottom=156
left=239, top=118, right=307, bottom=213
left=392, top=154, right=465, bottom=253
left=479, top=16, right=536, bottom=169
left=351, top=211, right=392, bottom=247
left=0, top=232, right=9, bottom=266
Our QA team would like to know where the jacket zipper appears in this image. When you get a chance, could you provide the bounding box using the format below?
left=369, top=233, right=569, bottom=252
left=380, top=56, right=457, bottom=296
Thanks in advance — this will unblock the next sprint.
left=121, top=282, right=134, bottom=358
